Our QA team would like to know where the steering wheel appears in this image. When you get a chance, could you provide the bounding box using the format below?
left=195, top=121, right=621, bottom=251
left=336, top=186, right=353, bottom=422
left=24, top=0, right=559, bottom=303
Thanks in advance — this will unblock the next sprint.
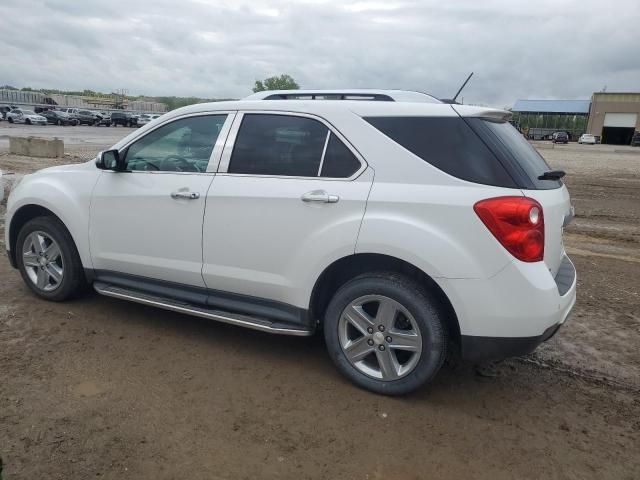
left=161, top=155, right=201, bottom=172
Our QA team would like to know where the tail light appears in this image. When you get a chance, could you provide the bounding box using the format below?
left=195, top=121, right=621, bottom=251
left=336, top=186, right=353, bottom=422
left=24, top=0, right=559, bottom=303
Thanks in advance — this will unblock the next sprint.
left=474, top=196, right=544, bottom=262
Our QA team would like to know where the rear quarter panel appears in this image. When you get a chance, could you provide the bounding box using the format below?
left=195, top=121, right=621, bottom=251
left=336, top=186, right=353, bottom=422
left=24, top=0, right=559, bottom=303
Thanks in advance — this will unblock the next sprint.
left=357, top=182, right=519, bottom=280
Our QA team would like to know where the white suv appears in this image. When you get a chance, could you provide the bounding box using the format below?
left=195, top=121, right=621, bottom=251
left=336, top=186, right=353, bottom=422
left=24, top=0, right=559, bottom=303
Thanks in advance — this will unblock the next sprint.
left=5, top=90, right=576, bottom=395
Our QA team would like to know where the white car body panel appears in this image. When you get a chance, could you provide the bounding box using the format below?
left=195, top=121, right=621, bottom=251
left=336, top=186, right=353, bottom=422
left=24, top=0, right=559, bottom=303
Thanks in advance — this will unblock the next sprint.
left=89, top=171, right=215, bottom=287
left=5, top=161, right=100, bottom=268
left=439, top=256, right=576, bottom=337
left=356, top=182, right=519, bottom=280
left=202, top=168, right=374, bottom=308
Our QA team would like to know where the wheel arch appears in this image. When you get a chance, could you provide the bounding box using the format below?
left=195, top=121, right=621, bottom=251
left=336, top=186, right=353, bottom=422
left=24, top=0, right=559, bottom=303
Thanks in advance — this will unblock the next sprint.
left=8, top=204, right=77, bottom=268
left=310, top=253, right=461, bottom=350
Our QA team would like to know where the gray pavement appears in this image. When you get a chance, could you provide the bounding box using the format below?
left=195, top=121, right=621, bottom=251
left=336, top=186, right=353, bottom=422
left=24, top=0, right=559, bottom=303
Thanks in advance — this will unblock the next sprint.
left=0, top=122, right=134, bottom=148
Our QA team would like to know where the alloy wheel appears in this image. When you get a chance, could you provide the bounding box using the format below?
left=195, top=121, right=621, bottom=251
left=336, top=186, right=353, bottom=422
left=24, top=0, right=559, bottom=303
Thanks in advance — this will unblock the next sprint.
left=22, top=231, right=64, bottom=292
left=338, top=295, right=422, bottom=381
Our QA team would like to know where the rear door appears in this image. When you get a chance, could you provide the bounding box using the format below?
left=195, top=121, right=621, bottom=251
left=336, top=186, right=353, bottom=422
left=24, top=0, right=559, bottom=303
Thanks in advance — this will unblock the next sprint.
left=201, top=111, right=372, bottom=308
left=90, top=113, right=233, bottom=287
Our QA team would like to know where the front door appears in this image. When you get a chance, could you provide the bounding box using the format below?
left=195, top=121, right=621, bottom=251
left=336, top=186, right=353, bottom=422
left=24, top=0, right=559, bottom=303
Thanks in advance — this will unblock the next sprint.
left=90, top=113, right=231, bottom=287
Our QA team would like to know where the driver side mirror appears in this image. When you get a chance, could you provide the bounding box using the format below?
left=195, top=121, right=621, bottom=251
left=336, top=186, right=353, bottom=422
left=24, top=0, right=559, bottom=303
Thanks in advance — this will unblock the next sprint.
left=96, top=149, right=123, bottom=171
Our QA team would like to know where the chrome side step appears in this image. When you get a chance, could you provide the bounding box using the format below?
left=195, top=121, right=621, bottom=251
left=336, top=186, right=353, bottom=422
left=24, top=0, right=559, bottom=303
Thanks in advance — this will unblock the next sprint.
left=93, top=282, right=313, bottom=337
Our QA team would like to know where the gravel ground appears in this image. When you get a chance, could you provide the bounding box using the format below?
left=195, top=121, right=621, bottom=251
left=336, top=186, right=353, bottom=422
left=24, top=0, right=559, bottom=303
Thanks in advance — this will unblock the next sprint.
left=1, top=130, right=639, bottom=479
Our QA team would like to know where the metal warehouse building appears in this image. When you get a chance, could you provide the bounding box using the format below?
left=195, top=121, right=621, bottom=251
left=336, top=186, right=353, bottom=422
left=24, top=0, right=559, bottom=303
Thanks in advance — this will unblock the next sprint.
left=511, top=99, right=590, bottom=141
left=586, top=92, right=640, bottom=145
left=512, top=92, right=640, bottom=145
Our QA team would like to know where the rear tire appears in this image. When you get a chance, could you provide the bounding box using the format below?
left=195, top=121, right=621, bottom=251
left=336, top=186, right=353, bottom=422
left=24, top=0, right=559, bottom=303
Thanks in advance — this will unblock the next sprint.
left=26, top=119, right=31, bottom=125
left=16, top=216, right=86, bottom=302
left=324, top=272, right=447, bottom=395
left=8, top=117, right=13, bottom=123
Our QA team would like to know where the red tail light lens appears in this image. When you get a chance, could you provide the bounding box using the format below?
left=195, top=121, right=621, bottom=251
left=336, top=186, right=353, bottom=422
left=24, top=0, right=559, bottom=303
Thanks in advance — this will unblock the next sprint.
left=474, top=196, right=545, bottom=262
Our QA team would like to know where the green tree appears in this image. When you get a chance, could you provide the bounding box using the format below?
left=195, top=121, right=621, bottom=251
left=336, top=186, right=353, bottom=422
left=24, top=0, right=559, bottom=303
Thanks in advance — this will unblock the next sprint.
left=252, top=74, right=299, bottom=93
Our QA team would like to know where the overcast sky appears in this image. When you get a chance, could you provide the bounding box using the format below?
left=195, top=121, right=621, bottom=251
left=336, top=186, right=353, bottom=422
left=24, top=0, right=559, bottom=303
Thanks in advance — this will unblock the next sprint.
left=2, top=0, right=639, bottom=107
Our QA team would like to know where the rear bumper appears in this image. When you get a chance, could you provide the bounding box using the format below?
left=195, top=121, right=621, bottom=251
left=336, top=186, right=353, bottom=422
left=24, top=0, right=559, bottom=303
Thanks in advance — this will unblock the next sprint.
left=439, top=253, right=577, bottom=361
left=461, top=321, right=565, bottom=362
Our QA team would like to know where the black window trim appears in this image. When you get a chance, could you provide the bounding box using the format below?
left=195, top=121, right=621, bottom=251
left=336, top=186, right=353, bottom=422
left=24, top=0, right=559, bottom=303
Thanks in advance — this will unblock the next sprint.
left=218, top=110, right=367, bottom=181
left=112, top=111, right=236, bottom=175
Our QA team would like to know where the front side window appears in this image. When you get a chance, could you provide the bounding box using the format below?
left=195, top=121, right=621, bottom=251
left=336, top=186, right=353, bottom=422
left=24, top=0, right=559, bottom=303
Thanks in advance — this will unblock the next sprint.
left=124, top=115, right=227, bottom=172
left=229, top=114, right=328, bottom=177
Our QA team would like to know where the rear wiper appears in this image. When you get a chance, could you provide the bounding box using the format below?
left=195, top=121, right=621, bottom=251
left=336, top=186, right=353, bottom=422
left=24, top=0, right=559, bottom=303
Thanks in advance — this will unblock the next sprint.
left=538, top=170, right=566, bottom=181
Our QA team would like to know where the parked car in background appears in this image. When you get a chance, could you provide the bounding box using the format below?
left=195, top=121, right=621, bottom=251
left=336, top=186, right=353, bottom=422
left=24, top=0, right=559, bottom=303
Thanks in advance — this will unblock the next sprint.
left=111, top=111, right=137, bottom=127
left=59, top=108, right=80, bottom=118
left=6, top=108, right=47, bottom=125
left=57, top=108, right=82, bottom=125
left=631, top=131, right=640, bottom=147
left=552, top=132, right=569, bottom=144
left=0, top=105, right=12, bottom=120
left=578, top=133, right=596, bottom=144
left=74, top=110, right=99, bottom=125
left=40, top=110, right=75, bottom=126
left=94, top=111, right=112, bottom=127
left=5, top=91, right=577, bottom=395
left=136, top=114, right=152, bottom=126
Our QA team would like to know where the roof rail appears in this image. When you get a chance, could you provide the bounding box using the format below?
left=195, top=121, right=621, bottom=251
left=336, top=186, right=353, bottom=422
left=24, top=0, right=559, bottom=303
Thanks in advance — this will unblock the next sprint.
left=243, top=89, right=441, bottom=104
left=263, top=92, right=394, bottom=102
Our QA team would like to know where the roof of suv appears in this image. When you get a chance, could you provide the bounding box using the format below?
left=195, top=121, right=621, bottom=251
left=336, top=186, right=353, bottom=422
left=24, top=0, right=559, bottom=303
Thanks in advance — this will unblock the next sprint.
left=244, top=89, right=441, bottom=103
left=158, top=99, right=510, bottom=124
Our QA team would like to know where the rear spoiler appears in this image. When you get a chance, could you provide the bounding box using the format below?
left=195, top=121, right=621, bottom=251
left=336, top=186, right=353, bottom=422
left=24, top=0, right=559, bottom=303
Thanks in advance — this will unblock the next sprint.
left=451, top=105, right=512, bottom=122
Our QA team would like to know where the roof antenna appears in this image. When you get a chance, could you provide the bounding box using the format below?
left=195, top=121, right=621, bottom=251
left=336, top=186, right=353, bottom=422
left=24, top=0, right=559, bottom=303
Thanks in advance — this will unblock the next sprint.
left=451, top=72, right=474, bottom=104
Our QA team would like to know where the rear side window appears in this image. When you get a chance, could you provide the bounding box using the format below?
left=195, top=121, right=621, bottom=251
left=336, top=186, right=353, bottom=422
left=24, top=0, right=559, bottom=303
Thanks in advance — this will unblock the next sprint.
left=229, top=114, right=328, bottom=177
left=320, top=134, right=361, bottom=178
left=466, top=119, right=561, bottom=190
left=365, top=117, right=517, bottom=188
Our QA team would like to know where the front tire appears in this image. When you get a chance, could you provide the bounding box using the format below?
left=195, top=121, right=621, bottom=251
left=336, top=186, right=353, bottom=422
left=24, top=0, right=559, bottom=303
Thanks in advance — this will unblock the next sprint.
left=324, top=273, right=447, bottom=395
left=16, top=216, right=86, bottom=302
left=25, top=119, right=31, bottom=125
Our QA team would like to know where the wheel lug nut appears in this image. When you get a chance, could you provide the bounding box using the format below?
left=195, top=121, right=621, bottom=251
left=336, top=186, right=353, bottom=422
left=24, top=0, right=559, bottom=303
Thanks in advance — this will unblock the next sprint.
left=378, top=325, right=385, bottom=332
left=378, top=345, right=385, bottom=351
left=367, top=339, right=374, bottom=346
left=386, top=336, right=392, bottom=343
left=367, top=327, right=373, bottom=334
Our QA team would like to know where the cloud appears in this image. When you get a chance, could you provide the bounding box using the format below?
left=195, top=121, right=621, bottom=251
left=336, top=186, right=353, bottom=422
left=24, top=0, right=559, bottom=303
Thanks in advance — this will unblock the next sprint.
left=1, top=0, right=639, bottom=107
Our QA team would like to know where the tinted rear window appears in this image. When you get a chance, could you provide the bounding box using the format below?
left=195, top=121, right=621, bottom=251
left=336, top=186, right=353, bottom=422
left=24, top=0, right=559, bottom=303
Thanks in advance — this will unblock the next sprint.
left=320, top=133, right=361, bottom=178
left=229, top=114, right=328, bottom=177
left=466, top=119, right=561, bottom=190
left=365, top=116, right=518, bottom=188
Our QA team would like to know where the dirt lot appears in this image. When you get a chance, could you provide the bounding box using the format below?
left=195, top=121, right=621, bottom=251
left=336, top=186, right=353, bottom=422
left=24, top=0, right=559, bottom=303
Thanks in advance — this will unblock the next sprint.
left=1, top=129, right=639, bottom=479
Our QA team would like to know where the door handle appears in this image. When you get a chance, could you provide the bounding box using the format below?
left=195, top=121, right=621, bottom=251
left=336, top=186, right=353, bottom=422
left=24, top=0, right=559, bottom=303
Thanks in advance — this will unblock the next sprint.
left=301, top=190, right=339, bottom=204
left=171, top=191, right=200, bottom=200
